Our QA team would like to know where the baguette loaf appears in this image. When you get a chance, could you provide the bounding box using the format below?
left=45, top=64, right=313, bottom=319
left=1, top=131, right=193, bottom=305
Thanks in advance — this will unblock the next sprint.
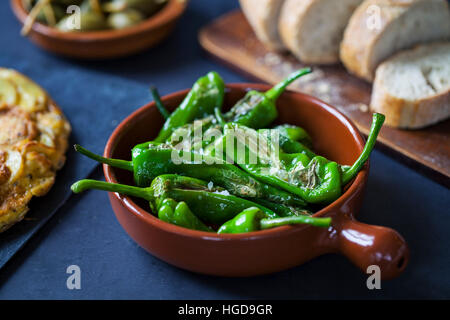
left=370, top=42, right=450, bottom=129
left=341, top=0, right=450, bottom=82
left=279, top=0, right=363, bottom=64
left=239, top=0, right=286, bottom=51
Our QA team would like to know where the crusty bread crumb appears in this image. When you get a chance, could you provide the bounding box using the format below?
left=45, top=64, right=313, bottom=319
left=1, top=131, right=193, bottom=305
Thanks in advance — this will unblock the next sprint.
left=370, top=42, right=450, bottom=129
left=240, top=0, right=286, bottom=51
left=279, top=0, right=362, bottom=64
left=341, top=0, right=450, bottom=82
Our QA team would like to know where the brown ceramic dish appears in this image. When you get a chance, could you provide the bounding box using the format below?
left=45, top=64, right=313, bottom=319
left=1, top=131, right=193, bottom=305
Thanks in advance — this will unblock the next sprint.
left=10, top=0, right=187, bottom=59
left=103, top=84, right=409, bottom=279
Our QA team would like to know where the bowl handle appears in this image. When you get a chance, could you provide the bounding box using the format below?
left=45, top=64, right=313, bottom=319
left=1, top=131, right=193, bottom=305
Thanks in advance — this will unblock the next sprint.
left=329, top=215, right=409, bottom=280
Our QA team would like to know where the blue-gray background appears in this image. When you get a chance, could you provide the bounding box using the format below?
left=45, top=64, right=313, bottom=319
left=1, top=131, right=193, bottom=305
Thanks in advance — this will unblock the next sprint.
left=0, top=0, right=449, bottom=299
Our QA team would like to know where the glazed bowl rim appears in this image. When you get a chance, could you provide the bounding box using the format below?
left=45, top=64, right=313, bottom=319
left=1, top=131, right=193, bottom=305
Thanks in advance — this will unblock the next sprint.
left=11, top=0, right=187, bottom=41
left=103, top=83, right=368, bottom=241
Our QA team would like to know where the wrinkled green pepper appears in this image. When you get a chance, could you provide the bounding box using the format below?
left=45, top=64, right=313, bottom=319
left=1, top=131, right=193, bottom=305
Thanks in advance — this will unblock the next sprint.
left=224, top=68, right=311, bottom=129
left=71, top=174, right=278, bottom=225
left=157, top=198, right=211, bottom=232
left=166, top=69, right=312, bottom=154
left=213, top=113, right=384, bottom=204
left=154, top=71, right=225, bottom=142
left=273, top=124, right=312, bottom=148
left=251, top=198, right=311, bottom=218
left=217, top=207, right=266, bottom=234
left=243, top=152, right=343, bottom=204
left=259, top=126, right=316, bottom=159
left=74, top=143, right=307, bottom=207
left=217, top=207, right=331, bottom=234
left=168, top=115, right=222, bottom=152
left=208, top=122, right=341, bottom=203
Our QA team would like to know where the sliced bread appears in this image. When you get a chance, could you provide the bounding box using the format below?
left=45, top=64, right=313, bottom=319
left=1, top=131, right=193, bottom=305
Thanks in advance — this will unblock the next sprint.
left=279, top=0, right=363, bottom=64
left=239, top=0, right=286, bottom=51
left=340, top=0, right=450, bottom=82
left=370, top=42, right=450, bottom=129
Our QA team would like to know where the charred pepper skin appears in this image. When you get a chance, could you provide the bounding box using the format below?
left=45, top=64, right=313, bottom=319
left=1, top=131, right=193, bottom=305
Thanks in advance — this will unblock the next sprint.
left=273, top=124, right=312, bottom=148
left=212, top=122, right=342, bottom=204
left=74, top=113, right=383, bottom=206
left=217, top=207, right=331, bottom=234
left=71, top=174, right=278, bottom=226
left=154, top=71, right=225, bottom=143
left=259, top=126, right=316, bottom=159
left=165, top=69, right=313, bottom=154
left=151, top=175, right=278, bottom=223
left=167, top=189, right=277, bottom=224
left=71, top=175, right=330, bottom=232
left=74, top=143, right=307, bottom=207
left=251, top=198, right=312, bottom=218
left=224, top=68, right=312, bottom=129
left=243, top=154, right=343, bottom=204
left=136, top=145, right=306, bottom=207
left=216, top=113, right=384, bottom=204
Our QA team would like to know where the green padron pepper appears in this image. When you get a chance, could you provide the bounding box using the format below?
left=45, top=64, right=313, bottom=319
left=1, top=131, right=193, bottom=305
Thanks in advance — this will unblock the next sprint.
left=157, top=198, right=211, bottom=232
left=207, top=122, right=341, bottom=204
left=217, top=207, right=331, bottom=234
left=74, top=143, right=307, bottom=208
left=211, top=113, right=384, bottom=204
left=71, top=174, right=278, bottom=226
left=258, top=126, right=316, bottom=159
left=273, top=124, right=312, bottom=147
left=154, top=71, right=225, bottom=143
left=224, top=68, right=311, bottom=129
left=71, top=175, right=331, bottom=232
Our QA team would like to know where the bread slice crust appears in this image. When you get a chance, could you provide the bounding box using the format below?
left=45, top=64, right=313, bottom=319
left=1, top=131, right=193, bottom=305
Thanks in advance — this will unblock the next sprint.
left=240, top=0, right=286, bottom=51
left=340, top=0, right=450, bottom=82
left=279, top=0, right=362, bottom=64
left=370, top=42, right=450, bottom=129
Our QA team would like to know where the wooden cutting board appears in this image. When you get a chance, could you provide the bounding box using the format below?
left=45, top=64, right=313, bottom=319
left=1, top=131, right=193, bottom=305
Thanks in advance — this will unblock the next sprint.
left=199, top=10, right=450, bottom=187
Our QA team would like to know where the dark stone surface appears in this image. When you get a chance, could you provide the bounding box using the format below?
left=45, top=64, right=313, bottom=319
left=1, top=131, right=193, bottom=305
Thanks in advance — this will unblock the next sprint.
left=0, top=0, right=448, bottom=299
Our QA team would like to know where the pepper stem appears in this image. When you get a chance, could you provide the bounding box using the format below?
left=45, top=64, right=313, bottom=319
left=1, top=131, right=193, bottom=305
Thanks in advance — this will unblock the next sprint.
left=260, top=215, right=331, bottom=229
left=341, top=113, right=385, bottom=185
left=265, top=68, right=312, bottom=102
left=150, top=86, right=170, bottom=120
left=74, top=144, right=133, bottom=171
left=71, top=179, right=154, bottom=201
left=214, top=107, right=226, bottom=125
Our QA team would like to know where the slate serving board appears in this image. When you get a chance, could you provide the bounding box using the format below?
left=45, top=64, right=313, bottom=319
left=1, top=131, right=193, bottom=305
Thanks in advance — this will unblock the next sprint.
left=199, top=10, right=450, bottom=187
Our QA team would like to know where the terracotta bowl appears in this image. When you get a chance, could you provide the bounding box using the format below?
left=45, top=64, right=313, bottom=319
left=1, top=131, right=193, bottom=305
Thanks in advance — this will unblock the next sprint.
left=10, top=0, right=187, bottom=59
left=103, top=84, right=409, bottom=279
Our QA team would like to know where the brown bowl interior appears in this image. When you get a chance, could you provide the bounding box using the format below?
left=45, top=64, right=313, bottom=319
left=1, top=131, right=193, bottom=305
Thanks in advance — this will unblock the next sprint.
left=105, top=84, right=366, bottom=234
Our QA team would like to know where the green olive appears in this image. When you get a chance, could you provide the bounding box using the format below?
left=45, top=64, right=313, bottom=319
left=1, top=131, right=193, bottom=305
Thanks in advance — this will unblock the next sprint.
left=35, top=4, right=65, bottom=25
left=28, top=0, right=167, bottom=32
left=52, top=0, right=83, bottom=5
left=107, top=8, right=144, bottom=29
left=56, top=10, right=107, bottom=32
left=79, top=0, right=103, bottom=13
left=105, top=0, right=168, bottom=16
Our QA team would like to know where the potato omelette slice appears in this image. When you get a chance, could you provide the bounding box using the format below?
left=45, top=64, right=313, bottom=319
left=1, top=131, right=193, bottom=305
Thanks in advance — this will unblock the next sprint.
left=0, top=68, right=71, bottom=232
